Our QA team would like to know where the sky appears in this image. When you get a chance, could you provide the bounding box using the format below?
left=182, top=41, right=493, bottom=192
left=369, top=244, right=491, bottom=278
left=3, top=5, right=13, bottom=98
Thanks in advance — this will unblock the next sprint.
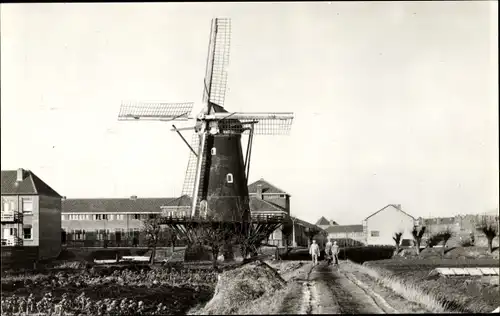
left=1, top=2, right=498, bottom=225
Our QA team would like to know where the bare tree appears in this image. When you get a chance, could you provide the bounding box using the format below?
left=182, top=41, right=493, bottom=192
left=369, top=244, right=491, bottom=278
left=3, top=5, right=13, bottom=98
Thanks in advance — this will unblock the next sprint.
left=280, top=222, right=293, bottom=254
left=142, top=215, right=163, bottom=264
left=440, top=228, right=453, bottom=256
left=477, top=216, right=499, bottom=253
left=393, top=232, right=403, bottom=256
left=196, top=221, right=240, bottom=270
left=411, top=226, right=426, bottom=255
left=304, top=227, right=323, bottom=247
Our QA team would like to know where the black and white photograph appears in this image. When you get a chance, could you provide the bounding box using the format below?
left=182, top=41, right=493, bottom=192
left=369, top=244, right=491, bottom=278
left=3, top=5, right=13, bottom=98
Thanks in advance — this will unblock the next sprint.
left=1, top=1, right=498, bottom=315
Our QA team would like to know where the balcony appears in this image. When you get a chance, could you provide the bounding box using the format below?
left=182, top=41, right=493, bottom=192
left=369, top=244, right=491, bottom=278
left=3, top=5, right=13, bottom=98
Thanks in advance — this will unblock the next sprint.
left=1, top=210, right=23, bottom=223
left=1, top=236, right=23, bottom=247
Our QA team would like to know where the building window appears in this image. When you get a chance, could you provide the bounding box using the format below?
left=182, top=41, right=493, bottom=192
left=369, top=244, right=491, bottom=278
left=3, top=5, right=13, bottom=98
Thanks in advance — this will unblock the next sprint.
left=226, top=173, right=233, bottom=183
left=370, top=231, right=380, bottom=237
left=22, top=199, right=33, bottom=213
left=102, top=214, right=108, bottom=220
left=75, top=230, right=85, bottom=240
left=211, top=147, right=216, bottom=155
left=61, top=215, right=66, bottom=220
left=23, top=228, right=32, bottom=240
left=115, top=214, right=124, bottom=220
left=279, top=194, right=286, bottom=198
left=133, top=214, right=141, bottom=220
left=2, top=200, right=16, bottom=213
left=95, top=214, right=102, bottom=220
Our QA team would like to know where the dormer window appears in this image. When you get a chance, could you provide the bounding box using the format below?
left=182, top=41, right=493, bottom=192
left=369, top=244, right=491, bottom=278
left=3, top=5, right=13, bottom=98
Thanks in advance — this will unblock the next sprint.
left=226, top=173, right=233, bottom=183
left=211, top=147, right=216, bottom=155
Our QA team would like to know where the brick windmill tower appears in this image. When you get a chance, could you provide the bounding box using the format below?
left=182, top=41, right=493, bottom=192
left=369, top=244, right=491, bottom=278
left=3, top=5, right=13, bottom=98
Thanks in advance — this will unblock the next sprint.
left=118, top=18, right=293, bottom=260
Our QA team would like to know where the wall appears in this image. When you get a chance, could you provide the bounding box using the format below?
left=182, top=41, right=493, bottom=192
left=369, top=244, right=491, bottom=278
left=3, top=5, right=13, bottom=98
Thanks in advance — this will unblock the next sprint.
left=1, top=195, right=39, bottom=245
left=38, top=195, right=62, bottom=260
left=62, top=213, right=147, bottom=240
left=366, top=207, right=415, bottom=245
left=21, top=195, right=40, bottom=247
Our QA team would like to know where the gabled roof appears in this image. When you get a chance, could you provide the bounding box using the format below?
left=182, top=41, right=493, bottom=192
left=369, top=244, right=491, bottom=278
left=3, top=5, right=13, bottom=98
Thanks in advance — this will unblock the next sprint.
left=248, top=178, right=288, bottom=195
left=62, top=196, right=190, bottom=214
left=326, top=224, right=363, bottom=233
left=330, top=220, right=339, bottom=225
left=1, top=169, right=62, bottom=198
left=316, top=216, right=330, bottom=226
left=250, top=196, right=286, bottom=213
left=364, top=204, right=415, bottom=221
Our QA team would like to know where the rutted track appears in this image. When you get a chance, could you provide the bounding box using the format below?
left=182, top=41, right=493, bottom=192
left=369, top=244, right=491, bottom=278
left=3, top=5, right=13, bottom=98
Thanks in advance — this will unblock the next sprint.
left=299, top=263, right=400, bottom=314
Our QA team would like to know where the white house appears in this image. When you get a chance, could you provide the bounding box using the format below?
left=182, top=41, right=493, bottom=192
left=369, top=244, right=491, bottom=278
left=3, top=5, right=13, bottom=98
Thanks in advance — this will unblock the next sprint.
left=363, top=204, right=416, bottom=246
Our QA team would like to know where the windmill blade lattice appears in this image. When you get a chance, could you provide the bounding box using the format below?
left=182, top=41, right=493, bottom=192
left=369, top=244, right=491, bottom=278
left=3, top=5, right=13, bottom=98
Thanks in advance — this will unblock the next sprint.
left=181, top=133, right=201, bottom=197
left=203, top=18, right=231, bottom=107
left=217, top=113, right=294, bottom=135
left=118, top=102, right=194, bottom=120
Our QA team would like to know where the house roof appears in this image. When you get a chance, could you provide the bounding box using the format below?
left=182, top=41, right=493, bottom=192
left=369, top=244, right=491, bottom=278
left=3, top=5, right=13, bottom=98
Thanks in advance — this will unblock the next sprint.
left=330, top=220, right=339, bottom=225
left=248, top=178, right=288, bottom=195
left=1, top=169, right=62, bottom=198
left=364, top=204, right=415, bottom=221
left=325, top=225, right=364, bottom=233
left=62, top=196, right=190, bottom=214
left=250, top=197, right=286, bottom=213
left=315, top=216, right=330, bottom=226
left=63, top=194, right=286, bottom=214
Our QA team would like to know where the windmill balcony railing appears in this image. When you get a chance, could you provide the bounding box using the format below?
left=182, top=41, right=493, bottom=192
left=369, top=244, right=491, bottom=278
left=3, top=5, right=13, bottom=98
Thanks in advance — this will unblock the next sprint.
left=158, top=211, right=287, bottom=223
left=1, top=236, right=23, bottom=247
left=1, top=210, right=23, bottom=222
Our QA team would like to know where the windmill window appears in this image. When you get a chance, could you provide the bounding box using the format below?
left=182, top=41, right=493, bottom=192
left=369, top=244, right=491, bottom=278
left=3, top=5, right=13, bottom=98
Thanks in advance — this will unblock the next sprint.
left=211, top=147, right=216, bottom=155
left=226, top=173, right=233, bottom=183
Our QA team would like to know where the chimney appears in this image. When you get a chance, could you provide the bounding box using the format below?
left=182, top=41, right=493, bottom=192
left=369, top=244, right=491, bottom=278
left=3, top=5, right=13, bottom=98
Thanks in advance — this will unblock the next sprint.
left=256, top=184, right=263, bottom=199
left=16, top=168, right=24, bottom=182
left=130, top=195, right=137, bottom=200
left=396, top=204, right=401, bottom=209
left=62, top=196, right=66, bottom=201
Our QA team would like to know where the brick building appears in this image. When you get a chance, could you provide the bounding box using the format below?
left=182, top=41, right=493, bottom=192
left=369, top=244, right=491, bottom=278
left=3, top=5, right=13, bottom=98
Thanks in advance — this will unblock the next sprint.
left=1, top=168, right=63, bottom=265
left=62, top=178, right=319, bottom=248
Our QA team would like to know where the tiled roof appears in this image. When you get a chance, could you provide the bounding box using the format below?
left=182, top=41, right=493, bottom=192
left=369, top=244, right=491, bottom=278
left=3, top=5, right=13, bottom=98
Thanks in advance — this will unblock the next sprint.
left=364, top=204, right=415, bottom=221
left=325, top=225, right=363, bottom=233
left=316, top=216, right=330, bottom=226
left=248, top=178, right=288, bottom=195
left=250, top=197, right=286, bottom=213
left=62, top=196, right=189, bottom=214
left=1, top=169, right=62, bottom=198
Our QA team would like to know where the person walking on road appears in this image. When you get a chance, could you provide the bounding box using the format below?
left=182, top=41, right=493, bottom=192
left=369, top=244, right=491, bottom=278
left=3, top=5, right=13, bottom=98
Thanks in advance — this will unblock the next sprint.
left=325, top=239, right=333, bottom=265
left=331, top=241, right=340, bottom=266
left=309, top=240, right=320, bottom=265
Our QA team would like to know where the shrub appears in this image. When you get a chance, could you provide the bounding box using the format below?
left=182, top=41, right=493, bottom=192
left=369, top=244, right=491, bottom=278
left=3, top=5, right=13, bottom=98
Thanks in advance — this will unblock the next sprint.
left=426, top=234, right=443, bottom=248
left=460, top=239, right=474, bottom=247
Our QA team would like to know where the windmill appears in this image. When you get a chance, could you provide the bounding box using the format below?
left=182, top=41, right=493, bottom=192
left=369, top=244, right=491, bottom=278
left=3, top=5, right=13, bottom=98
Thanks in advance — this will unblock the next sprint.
left=118, top=18, right=293, bottom=224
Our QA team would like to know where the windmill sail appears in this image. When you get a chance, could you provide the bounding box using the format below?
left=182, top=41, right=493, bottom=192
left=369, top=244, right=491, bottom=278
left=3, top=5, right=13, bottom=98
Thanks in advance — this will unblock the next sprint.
left=118, top=102, right=194, bottom=121
left=202, top=18, right=231, bottom=109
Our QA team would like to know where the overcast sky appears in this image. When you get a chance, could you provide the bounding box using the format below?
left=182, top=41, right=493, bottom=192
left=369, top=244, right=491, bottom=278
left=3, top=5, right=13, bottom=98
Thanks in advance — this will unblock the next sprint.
left=1, top=2, right=498, bottom=224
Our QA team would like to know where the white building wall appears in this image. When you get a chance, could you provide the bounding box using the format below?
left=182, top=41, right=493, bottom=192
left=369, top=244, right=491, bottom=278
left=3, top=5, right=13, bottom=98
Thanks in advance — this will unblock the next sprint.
left=366, top=206, right=415, bottom=245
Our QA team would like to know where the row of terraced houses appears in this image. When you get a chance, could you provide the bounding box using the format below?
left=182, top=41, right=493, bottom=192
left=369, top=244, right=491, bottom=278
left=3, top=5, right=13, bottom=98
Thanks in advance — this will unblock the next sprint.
left=1, top=168, right=322, bottom=265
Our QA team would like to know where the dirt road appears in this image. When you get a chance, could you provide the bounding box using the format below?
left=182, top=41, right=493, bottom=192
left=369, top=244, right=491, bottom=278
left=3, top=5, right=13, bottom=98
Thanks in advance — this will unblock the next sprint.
left=282, top=261, right=430, bottom=314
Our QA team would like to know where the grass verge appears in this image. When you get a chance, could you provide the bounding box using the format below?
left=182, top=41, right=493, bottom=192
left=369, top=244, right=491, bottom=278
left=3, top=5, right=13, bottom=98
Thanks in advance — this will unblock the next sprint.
left=352, top=260, right=497, bottom=313
left=349, top=260, right=454, bottom=313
